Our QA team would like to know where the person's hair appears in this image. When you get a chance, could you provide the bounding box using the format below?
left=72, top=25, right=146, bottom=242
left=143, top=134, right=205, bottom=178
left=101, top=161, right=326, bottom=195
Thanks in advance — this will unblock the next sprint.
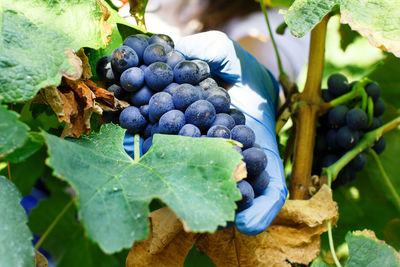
left=198, top=0, right=260, bottom=31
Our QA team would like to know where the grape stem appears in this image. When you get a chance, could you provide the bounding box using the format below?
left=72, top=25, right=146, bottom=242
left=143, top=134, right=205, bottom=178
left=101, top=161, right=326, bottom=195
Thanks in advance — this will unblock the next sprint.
left=134, top=133, right=140, bottom=163
left=289, top=15, right=329, bottom=200
left=35, top=198, right=75, bottom=250
left=7, top=161, right=12, bottom=182
left=367, top=148, right=400, bottom=212
left=328, top=220, right=343, bottom=267
left=323, top=116, right=400, bottom=181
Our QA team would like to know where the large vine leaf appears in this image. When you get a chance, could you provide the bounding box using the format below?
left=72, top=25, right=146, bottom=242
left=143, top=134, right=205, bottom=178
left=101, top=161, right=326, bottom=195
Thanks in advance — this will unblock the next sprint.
left=0, top=0, right=110, bottom=103
left=0, top=105, right=30, bottom=158
left=29, top=177, right=120, bottom=267
left=345, top=230, right=400, bottom=266
left=284, top=0, right=400, bottom=57
left=44, top=124, right=242, bottom=253
left=0, top=176, right=35, bottom=267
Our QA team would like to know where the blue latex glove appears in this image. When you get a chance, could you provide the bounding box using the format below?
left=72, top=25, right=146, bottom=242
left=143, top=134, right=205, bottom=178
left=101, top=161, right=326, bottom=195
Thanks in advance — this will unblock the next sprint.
left=175, top=31, right=288, bottom=235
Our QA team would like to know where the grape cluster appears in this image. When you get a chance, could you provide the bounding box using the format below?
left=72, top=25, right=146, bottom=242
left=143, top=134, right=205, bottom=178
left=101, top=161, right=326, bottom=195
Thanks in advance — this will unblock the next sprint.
left=314, top=73, right=387, bottom=188
left=96, top=33, right=270, bottom=211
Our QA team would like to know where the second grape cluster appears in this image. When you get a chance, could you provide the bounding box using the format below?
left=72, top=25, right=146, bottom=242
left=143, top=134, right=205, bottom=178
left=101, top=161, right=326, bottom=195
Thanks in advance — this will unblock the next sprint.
left=314, top=73, right=386, bottom=188
left=96, top=33, right=269, bottom=212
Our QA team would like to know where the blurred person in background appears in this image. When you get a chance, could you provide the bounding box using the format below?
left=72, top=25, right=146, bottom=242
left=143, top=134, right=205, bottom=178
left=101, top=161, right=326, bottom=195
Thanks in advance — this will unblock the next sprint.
left=115, top=0, right=310, bottom=83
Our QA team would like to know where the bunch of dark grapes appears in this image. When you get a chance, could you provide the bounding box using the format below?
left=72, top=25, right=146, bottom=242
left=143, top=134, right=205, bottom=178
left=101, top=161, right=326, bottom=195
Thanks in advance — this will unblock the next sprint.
left=96, top=33, right=269, bottom=211
left=314, top=73, right=386, bottom=188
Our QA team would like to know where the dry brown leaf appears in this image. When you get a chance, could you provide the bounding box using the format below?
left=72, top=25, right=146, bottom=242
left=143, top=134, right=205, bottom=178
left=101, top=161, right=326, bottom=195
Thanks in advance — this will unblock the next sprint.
left=61, top=50, right=83, bottom=80
left=233, top=161, right=247, bottom=182
left=35, top=250, right=48, bottom=267
left=126, top=207, right=197, bottom=267
left=77, top=48, right=92, bottom=80
left=196, top=184, right=338, bottom=267
left=96, top=0, right=113, bottom=46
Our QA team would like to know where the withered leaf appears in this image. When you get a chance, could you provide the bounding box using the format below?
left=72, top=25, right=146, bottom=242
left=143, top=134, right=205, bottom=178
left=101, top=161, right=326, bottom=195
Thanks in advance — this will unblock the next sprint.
left=35, top=251, right=48, bottom=267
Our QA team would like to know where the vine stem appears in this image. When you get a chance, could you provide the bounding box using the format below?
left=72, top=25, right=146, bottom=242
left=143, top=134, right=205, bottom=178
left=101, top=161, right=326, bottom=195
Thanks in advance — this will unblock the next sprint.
left=134, top=134, right=140, bottom=163
left=289, top=15, right=329, bottom=200
left=323, top=116, right=400, bottom=180
left=35, top=198, right=75, bottom=250
left=259, top=1, right=285, bottom=77
left=328, top=220, right=342, bottom=267
left=7, top=162, right=12, bottom=182
left=129, top=0, right=148, bottom=31
left=368, top=148, right=400, bottom=212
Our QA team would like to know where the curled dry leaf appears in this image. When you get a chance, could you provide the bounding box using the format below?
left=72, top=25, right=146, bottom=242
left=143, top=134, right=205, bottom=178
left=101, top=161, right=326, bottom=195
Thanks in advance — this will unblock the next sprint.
left=125, top=185, right=338, bottom=267
left=95, top=0, right=113, bottom=46
left=196, top=185, right=338, bottom=267
left=35, top=251, right=48, bottom=267
left=61, top=50, right=83, bottom=81
left=126, top=207, right=197, bottom=267
left=77, top=48, right=93, bottom=80
left=233, top=161, right=247, bottom=182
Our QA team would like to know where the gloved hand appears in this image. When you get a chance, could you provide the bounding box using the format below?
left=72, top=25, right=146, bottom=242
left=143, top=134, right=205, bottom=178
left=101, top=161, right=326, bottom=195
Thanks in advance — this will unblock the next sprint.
left=176, top=31, right=287, bottom=235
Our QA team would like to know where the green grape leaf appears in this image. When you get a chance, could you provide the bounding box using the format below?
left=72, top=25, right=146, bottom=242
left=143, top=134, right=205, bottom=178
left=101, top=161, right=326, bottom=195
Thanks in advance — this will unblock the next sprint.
left=383, top=219, right=400, bottom=251
left=0, top=0, right=109, bottom=103
left=0, top=105, right=30, bottom=158
left=44, top=124, right=242, bottom=253
left=5, top=132, right=44, bottom=163
left=28, top=177, right=120, bottom=267
left=340, top=1, right=400, bottom=58
left=0, top=176, right=35, bottom=267
left=283, top=0, right=339, bottom=37
left=369, top=54, right=400, bottom=107
left=345, top=231, right=400, bottom=267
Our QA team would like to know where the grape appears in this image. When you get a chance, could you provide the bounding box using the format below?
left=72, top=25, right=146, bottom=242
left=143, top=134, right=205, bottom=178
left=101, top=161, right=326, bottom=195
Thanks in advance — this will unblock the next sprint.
left=178, top=124, right=201, bottom=137
left=119, top=106, right=147, bottom=134
left=107, top=84, right=126, bottom=100
left=336, top=126, right=358, bottom=149
left=207, top=125, right=231, bottom=139
left=111, top=46, right=139, bottom=74
left=236, top=180, right=254, bottom=211
left=232, top=145, right=242, bottom=154
left=321, top=89, right=334, bottom=102
left=151, top=123, right=159, bottom=135
left=148, top=92, right=175, bottom=122
left=148, top=34, right=174, bottom=52
left=139, top=104, right=149, bottom=119
left=144, top=62, right=174, bottom=92
left=242, top=147, right=267, bottom=176
left=158, top=110, right=186, bottom=134
left=365, top=81, right=381, bottom=102
left=192, top=59, right=211, bottom=81
left=348, top=152, right=366, bottom=171
left=231, top=125, right=255, bottom=149
left=173, top=61, right=201, bottom=84
left=130, top=85, right=153, bottom=106
left=143, top=136, right=153, bottom=154
left=163, top=83, right=179, bottom=96
left=327, top=73, right=350, bottom=97
left=142, top=123, right=153, bottom=139
left=346, top=108, right=368, bottom=130
left=253, top=143, right=261, bottom=148
left=203, top=87, right=230, bottom=101
left=171, top=84, right=202, bottom=111
left=367, top=117, right=382, bottom=131
left=199, top=77, right=218, bottom=91
left=166, top=50, right=185, bottom=69
left=247, top=171, right=269, bottom=195
left=326, top=129, right=337, bottom=148
left=321, top=154, right=339, bottom=167
left=328, top=105, right=348, bottom=127
left=373, top=137, right=386, bottom=154
left=120, top=67, right=144, bottom=92
left=315, top=134, right=328, bottom=153
left=123, top=35, right=149, bottom=62
left=206, top=93, right=230, bottom=113
left=143, top=44, right=168, bottom=65
left=373, top=98, right=386, bottom=117
left=139, top=65, right=147, bottom=72
left=184, top=100, right=216, bottom=131
left=96, top=55, right=115, bottom=82
left=211, top=113, right=236, bottom=130
left=229, top=109, right=246, bottom=125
